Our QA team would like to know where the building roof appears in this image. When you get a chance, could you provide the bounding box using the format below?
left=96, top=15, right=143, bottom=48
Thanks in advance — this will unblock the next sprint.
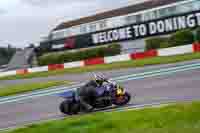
left=54, top=0, right=184, bottom=31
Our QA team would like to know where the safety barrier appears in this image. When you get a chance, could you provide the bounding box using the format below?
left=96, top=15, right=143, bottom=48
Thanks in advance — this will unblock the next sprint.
left=28, top=66, right=48, bottom=73
left=64, top=61, right=84, bottom=69
left=130, top=50, right=157, bottom=59
left=16, top=69, right=29, bottom=75
left=0, top=42, right=200, bottom=77
left=158, top=44, right=193, bottom=56
left=104, top=54, right=131, bottom=64
left=84, top=57, right=104, bottom=66
left=193, top=42, right=200, bottom=52
left=48, top=64, right=64, bottom=71
left=0, top=70, right=16, bottom=77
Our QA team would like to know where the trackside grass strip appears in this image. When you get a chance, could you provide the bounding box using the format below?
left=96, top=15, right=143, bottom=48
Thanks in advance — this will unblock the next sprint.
left=4, top=101, right=200, bottom=133
left=1, top=52, right=200, bottom=80
left=0, top=81, right=70, bottom=97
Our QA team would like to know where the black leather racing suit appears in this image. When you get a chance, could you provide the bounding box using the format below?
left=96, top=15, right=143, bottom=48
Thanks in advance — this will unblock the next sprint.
left=77, top=79, right=104, bottom=111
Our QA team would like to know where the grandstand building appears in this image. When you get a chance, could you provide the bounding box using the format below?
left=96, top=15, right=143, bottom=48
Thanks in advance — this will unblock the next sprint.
left=39, top=0, right=200, bottom=54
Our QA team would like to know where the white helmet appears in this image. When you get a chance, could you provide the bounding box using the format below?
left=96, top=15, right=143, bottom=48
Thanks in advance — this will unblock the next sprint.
left=91, top=72, right=106, bottom=81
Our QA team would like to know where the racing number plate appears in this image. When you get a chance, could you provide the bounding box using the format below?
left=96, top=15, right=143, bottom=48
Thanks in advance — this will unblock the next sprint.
left=116, top=88, right=124, bottom=95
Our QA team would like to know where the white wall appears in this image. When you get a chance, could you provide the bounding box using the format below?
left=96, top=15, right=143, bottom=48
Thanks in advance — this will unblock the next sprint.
left=64, top=61, right=84, bottom=68
left=0, top=70, right=16, bottom=77
left=28, top=66, right=48, bottom=73
left=158, top=44, right=193, bottom=56
left=104, top=54, right=131, bottom=63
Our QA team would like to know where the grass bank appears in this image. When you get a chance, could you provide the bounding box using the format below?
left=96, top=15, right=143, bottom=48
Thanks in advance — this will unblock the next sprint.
left=4, top=101, right=200, bottom=133
left=1, top=52, right=200, bottom=81
left=0, top=81, right=70, bottom=97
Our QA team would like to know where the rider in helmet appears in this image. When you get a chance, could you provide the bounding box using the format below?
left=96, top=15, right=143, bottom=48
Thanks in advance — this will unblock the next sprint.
left=76, top=73, right=109, bottom=112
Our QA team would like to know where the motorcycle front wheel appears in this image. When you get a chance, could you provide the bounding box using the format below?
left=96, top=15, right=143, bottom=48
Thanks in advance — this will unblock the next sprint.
left=113, top=92, right=131, bottom=106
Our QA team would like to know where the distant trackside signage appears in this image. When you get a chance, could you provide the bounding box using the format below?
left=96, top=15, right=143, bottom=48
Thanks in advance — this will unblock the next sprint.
left=91, top=10, right=200, bottom=45
left=42, top=10, right=200, bottom=52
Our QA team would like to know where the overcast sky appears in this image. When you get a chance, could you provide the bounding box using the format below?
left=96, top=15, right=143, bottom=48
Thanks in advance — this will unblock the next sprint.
left=0, top=0, right=147, bottom=48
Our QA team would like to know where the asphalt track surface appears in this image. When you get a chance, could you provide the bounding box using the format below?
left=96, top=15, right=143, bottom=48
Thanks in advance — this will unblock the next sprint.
left=1, top=61, right=200, bottom=129
left=1, top=59, right=200, bottom=87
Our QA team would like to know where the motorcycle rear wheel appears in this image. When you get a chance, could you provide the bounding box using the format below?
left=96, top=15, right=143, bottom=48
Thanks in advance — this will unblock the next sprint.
left=59, top=100, right=80, bottom=115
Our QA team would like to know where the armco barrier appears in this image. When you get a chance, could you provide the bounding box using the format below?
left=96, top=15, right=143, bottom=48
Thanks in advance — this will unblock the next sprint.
left=48, top=64, right=64, bottom=71
left=84, top=57, right=104, bottom=66
left=158, top=44, right=193, bottom=56
left=130, top=50, right=157, bottom=59
left=64, top=61, right=84, bottom=69
left=16, top=69, right=29, bottom=75
left=104, top=54, right=131, bottom=64
left=193, top=42, right=200, bottom=52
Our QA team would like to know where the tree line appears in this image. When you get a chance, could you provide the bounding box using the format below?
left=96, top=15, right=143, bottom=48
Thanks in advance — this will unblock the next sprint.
left=0, top=45, right=17, bottom=66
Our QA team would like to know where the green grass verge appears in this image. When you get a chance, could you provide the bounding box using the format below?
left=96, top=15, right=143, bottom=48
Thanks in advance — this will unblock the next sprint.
left=0, top=81, right=70, bottom=97
left=1, top=52, right=200, bottom=81
left=4, top=101, right=200, bottom=133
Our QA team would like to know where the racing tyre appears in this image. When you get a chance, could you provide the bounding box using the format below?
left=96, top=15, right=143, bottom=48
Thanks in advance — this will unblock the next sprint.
left=68, top=102, right=80, bottom=115
left=59, top=100, right=69, bottom=114
left=59, top=100, right=80, bottom=115
left=113, top=92, right=131, bottom=106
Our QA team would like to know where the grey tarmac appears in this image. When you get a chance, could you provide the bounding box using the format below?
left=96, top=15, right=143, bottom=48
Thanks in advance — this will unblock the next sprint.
left=0, top=63, right=200, bottom=129
left=1, top=59, right=200, bottom=87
